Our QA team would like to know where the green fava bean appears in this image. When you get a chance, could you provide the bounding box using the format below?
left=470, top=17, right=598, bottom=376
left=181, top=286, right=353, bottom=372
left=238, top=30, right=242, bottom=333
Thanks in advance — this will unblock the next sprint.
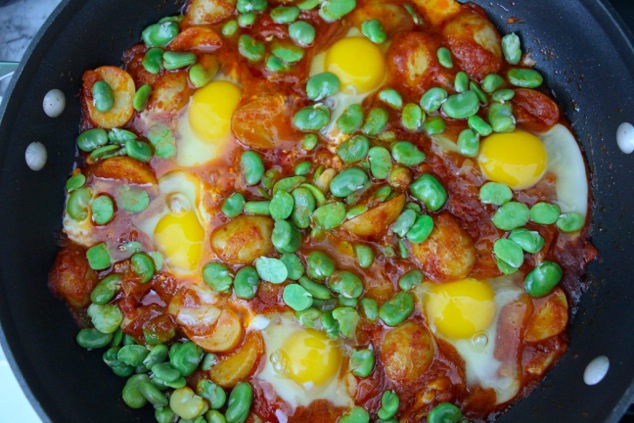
left=246, top=200, right=271, bottom=216
left=350, top=348, right=374, bottom=377
left=339, top=406, right=370, bottom=423
left=269, top=190, right=294, bottom=220
left=170, top=341, right=203, bottom=377
left=398, top=269, right=424, bottom=291
left=155, top=408, right=177, bottom=423
left=362, top=107, right=388, bottom=135
left=298, top=0, right=320, bottom=9
left=237, top=0, right=267, bottom=13
left=379, top=291, right=414, bottom=327
left=147, top=123, right=176, bottom=158
left=273, top=175, right=307, bottom=194
left=479, top=182, right=512, bottom=206
left=409, top=174, right=448, bottom=212
left=294, top=161, right=311, bottom=176
left=142, top=48, right=164, bottom=74
left=392, top=209, right=417, bottom=237
left=454, top=71, right=469, bottom=93
left=170, top=387, right=209, bottom=420
left=86, top=242, right=111, bottom=270
left=491, top=88, right=515, bottom=103
left=132, top=252, right=155, bottom=283
left=319, top=0, right=357, bottom=22
left=89, top=144, right=120, bottom=161
left=255, top=257, right=288, bottom=283
left=138, top=381, right=168, bottom=407
left=423, top=116, right=446, bottom=135
left=293, top=105, right=330, bottom=131
left=92, top=80, right=114, bottom=113
left=122, top=374, right=151, bottom=408
left=271, top=42, right=305, bottom=63
left=502, top=33, right=522, bottom=65
left=271, top=219, right=302, bottom=253
left=391, top=141, right=425, bottom=166
left=557, top=212, right=585, bottom=233
left=328, top=271, right=363, bottom=299
left=234, top=266, right=260, bottom=299
left=530, top=202, right=561, bottom=224
left=320, top=310, right=340, bottom=337
left=306, top=72, right=340, bottom=101
left=401, top=103, right=424, bottom=131
left=78, top=128, right=108, bottom=152
left=240, top=151, right=264, bottom=185
left=91, top=274, right=121, bottom=305
left=66, top=173, right=86, bottom=192
left=378, top=89, right=403, bottom=110
left=222, top=193, right=245, bottom=218
left=87, top=303, right=123, bottom=334
left=332, top=306, right=360, bottom=339
left=222, top=20, right=239, bottom=37
left=103, top=347, right=133, bottom=377
left=360, top=298, right=378, bottom=321
left=238, top=13, right=257, bottom=27
left=482, top=74, right=504, bottom=93
left=507, top=68, right=543, bottom=88
left=492, top=201, right=529, bottom=230
left=524, top=260, right=563, bottom=298
left=428, top=402, right=462, bottom=423
left=238, top=35, right=266, bottom=62
left=118, top=185, right=149, bottom=213
left=378, top=390, right=399, bottom=420
left=197, top=379, right=227, bottom=409
left=468, top=115, right=493, bottom=136
left=283, top=283, right=314, bottom=311
left=203, top=262, right=233, bottom=293
left=296, top=307, right=321, bottom=328
left=330, top=168, right=369, bottom=197
left=494, top=238, right=525, bottom=269
left=354, top=244, right=374, bottom=269
left=76, top=328, right=113, bottom=349
left=312, top=201, right=346, bottom=229
left=118, top=345, right=150, bottom=366
left=361, top=19, right=387, bottom=44
left=302, top=133, right=319, bottom=151
left=470, top=81, right=487, bottom=103
left=142, top=21, right=179, bottom=47
left=271, top=6, right=300, bottom=23
left=337, top=104, right=364, bottom=134
left=289, top=21, right=316, bottom=46
left=67, top=187, right=91, bottom=221
left=347, top=205, right=368, bottom=219
left=306, top=251, right=335, bottom=280
left=338, top=135, right=370, bottom=163
left=143, top=344, right=169, bottom=369
left=488, top=102, right=516, bottom=133
left=457, top=128, right=480, bottom=157
left=436, top=47, right=453, bottom=68
left=406, top=214, right=434, bottom=244
left=225, top=382, right=253, bottom=423
left=189, top=62, right=219, bottom=88
left=291, top=187, right=316, bottom=229
left=125, top=139, right=153, bottom=162
left=207, top=410, right=227, bottom=423
left=299, top=276, right=331, bottom=300
left=509, top=228, right=544, bottom=253
left=281, top=253, right=305, bottom=280
left=163, top=51, right=197, bottom=70
left=152, top=362, right=181, bottom=383
left=420, top=87, right=448, bottom=113
left=368, top=146, right=392, bottom=179
left=442, top=90, right=480, bottom=119
left=133, top=84, right=152, bottom=112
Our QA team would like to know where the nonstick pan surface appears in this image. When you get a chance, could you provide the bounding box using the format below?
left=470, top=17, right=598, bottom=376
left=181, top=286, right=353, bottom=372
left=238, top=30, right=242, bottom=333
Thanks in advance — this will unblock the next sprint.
left=0, top=0, right=633, bottom=422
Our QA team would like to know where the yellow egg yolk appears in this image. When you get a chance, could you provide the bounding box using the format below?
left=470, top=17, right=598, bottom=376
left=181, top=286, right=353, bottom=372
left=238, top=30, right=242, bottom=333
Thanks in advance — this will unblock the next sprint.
left=478, top=130, right=548, bottom=190
left=279, top=328, right=341, bottom=387
left=188, top=80, right=242, bottom=142
left=153, top=210, right=205, bottom=273
left=324, top=37, right=386, bottom=94
left=425, top=278, right=496, bottom=340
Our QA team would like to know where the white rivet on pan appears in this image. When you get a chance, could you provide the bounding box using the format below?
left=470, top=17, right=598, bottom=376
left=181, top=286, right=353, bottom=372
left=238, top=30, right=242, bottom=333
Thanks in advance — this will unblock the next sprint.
left=25, top=142, right=47, bottom=171
left=583, top=355, right=610, bottom=385
left=42, top=89, right=66, bottom=118
left=616, top=122, right=634, bottom=154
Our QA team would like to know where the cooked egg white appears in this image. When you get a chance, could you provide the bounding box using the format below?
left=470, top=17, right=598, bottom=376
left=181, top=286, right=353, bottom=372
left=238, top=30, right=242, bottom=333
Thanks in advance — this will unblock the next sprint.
left=256, top=313, right=354, bottom=410
left=419, top=275, right=523, bottom=404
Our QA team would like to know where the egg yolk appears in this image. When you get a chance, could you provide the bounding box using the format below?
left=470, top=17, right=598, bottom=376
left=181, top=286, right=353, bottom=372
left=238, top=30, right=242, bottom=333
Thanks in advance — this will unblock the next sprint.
left=188, top=80, right=242, bottom=142
left=154, top=210, right=205, bottom=273
left=478, top=130, right=548, bottom=190
left=324, top=37, right=386, bottom=94
left=425, top=278, right=496, bottom=340
left=279, top=328, right=341, bottom=387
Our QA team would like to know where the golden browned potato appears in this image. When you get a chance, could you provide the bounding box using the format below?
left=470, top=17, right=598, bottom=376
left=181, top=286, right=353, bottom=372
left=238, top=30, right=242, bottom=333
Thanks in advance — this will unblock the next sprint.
left=210, top=216, right=274, bottom=265
left=146, top=71, right=195, bottom=116
left=410, top=214, right=476, bottom=282
left=342, top=194, right=405, bottom=238
left=232, top=94, right=298, bottom=150
left=525, top=288, right=569, bottom=343
left=442, top=7, right=503, bottom=81
left=91, top=156, right=158, bottom=185
left=411, top=0, right=461, bottom=27
left=185, top=0, right=236, bottom=25
left=82, top=66, right=135, bottom=129
left=349, top=1, right=414, bottom=37
left=169, top=27, right=223, bottom=52
left=191, top=309, right=244, bottom=352
left=381, top=321, right=435, bottom=384
left=209, top=331, right=264, bottom=387
left=49, top=244, right=98, bottom=309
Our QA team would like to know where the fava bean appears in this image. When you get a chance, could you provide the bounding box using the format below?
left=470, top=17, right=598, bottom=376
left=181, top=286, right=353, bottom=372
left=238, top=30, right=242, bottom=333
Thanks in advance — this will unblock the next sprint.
left=338, top=135, right=369, bottom=163
left=468, top=115, right=493, bottom=136
left=391, top=141, right=425, bottom=166
left=103, top=347, right=134, bottom=377
left=87, top=303, right=123, bottom=334
left=283, top=283, right=314, bottom=311
left=330, top=168, right=369, bottom=197
left=289, top=21, right=316, bottom=46
left=293, top=105, right=330, bottom=131
left=170, top=342, right=203, bottom=377
left=86, top=242, right=111, bottom=270
left=291, top=187, right=315, bottom=229
left=142, top=47, right=164, bottom=74
left=530, top=202, right=561, bottom=225
left=189, top=62, right=218, bottom=88
left=118, top=185, right=149, bottom=213
left=362, top=107, right=388, bottom=135
left=238, top=35, right=265, bottom=62
left=379, top=291, right=414, bottom=327
left=222, top=193, right=245, bottom=218
left=332, top=306, right=359, bottom=339
left=170, top=387, right=209, bottom=420
left=339, top=406, right=370, bottom=423
left=423, top=116, right=446, bottom=135
left=89, top=144, right=121, bottom=161
left=406, top=214, right=433, bottom=244
left=163, top=51, right=197, bottom=70
left=428, top=403, right=462, bottom=423
left=360, top=298, right=378, bottom=322
left=281, top=253, right=305, bottom=281
left=133, top=84, right=152, bottom=112
left=76, top=328, right=113, bottom=349
left=245, top=200, right=271, bottom=215
left=502, top=33, right=522, bottom=65
left=298, top=0, right=320, bottom=9
left=67, top=187, right=91, bottom=221
left=306, top=72, right=340, bottom=101
left=491, top=88, right=515, bottom=102
left=93, top=80, right=114, bottom=113
left=437, top=47, right=453, bottom=68
left=398, top=269, right=423, bottom=291
left=312, top=201, right=346, bottom=229
left=197, top=380, right=227, bottom=409
left=66, top=173, right=86, bottom=192
left=350, top=348, right=374, bottom=377
left=403, top=3, right=423, bottom=25
left=557, top=212, right=584, bottom=233
left=118, top=345, right=150, bottom=367
left=272, top=42, right=305, bottom=63
left=361, top=19, right=387, bottom=44
left=302, top=182, right=326, bottom=205
left=401, top=103, right=424, bottom=131
left=378, top=89, right=403, bottom=110
left=409, top=174, right=447, bottom=212
left=442, top=90, right=479, bottom=119
left=271, top=5, right=300, bottom=23
left=507, top=68, right=543, bottom=88
left=353, top=244, right=374, bottom=269
left=237, top=0, right=267, bottom=13
left=255, top=257, right=288, bottom=283
left=479, top=182, right=512, bottom=206
left=509, top=228, right=544, bottom=253
left=319, top=0, right=356, bottom=21
left=482, top=74, right=504, bottom=93
left=337, top=103, right=364, bottom=134
left=225, top=382, right=253, bottom=423
left=368, top=147, right=392, bottom=180
left=492, top=201, right=529, bottom=230
left=203, top=262, right=233, bottom=293
left=378, top=390, right=399, bottom=420
left=298, top=276, right=331, bottom=300
left=132, top=252, right=155, bottom=283
left=274, top=176, right=307, bottom=194
left=470, top=81, right=487, bottom=103
left=494, top=238, right=525, bottom=269
left=147, top=123, right=176, bottom=158
left=125, top=139, right=153, bottom=163
left=122, top=374, right=151, bottom=409
left=239, top=12, right=257, bottom=26
left=143, top=344, right=169, bottom=370
left=156, top=408, right=177, bottom=423
left=271, top=219, right=302, bottom=253
left=296, top=307, right=321, bottom=328
left=457, top=128, right=480, bottom=157
left=233, top=266, right=260, bottom=299
left=346, top=205, right=368, bottom=220
left=420, top=87, right=448, bottom=113
left=91, top=274, right=121, bottom=305
left=454, top=71, right=469, bottom=93
left=78, top=128, right=108, bottom=152
left=328, top=271, right=363, bottom=299
left=222, top=20, right=239, bottom=37
left=269, top=190, right=294, bottom=220
left=488, top=102, right=516, bottom=133
left=392, top=209, right=416, bottom=237
left=142, top=21, right=179, bottom=47
left=524, top=261, right=563, bottom=297
left=306, top=251, right=335, bottom=280
left=138, top=381, right=168, bottom=407
left=302, top=133, right=319, bottom=151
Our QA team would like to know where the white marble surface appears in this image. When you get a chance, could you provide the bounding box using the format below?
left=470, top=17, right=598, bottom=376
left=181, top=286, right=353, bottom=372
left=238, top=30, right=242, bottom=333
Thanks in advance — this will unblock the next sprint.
left=1, top=2, right=61, bottom=421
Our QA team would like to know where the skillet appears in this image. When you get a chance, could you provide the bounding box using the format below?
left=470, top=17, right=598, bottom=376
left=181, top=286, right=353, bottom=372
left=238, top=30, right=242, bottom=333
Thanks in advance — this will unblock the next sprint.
left=0, top=0, right=633, bottom=421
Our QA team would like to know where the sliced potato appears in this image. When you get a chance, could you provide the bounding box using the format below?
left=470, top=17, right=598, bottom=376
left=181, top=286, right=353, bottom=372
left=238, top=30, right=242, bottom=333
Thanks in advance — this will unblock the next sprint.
left=342, top=194, right=405, bottom=237
left=186, top=0, right=236, bottom=24
left=210, top=216, right=275, bottom=265
left=48, top=244, right=98, bottom=309
left=410, top=214, right=475, bottom=281
left=83, top=66, right=135, bottom=129
left=209, top=332, right=264, bottom=387
left=411, top=0, right=461, bottom=27
left=387, top=32, right=442, bottom=95
left=91, top=156, right=158, bottom=185
left=231, top=94, right=297, bottom=150
left=147, top=70, right=194, bottom=116
left=381, top=321, right=435, bottom=384
left=525, top=288, right=569, bottom=343
left=192, top=309, right=244, bottom=352
left=349, top=1, right=414, bottom=37
left=169, top=26, right=223, bottom=52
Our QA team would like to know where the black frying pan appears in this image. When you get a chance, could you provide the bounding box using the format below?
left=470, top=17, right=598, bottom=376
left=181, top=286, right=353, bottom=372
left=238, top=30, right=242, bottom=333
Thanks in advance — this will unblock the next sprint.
left=1, top=0, right=633, bottom=422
